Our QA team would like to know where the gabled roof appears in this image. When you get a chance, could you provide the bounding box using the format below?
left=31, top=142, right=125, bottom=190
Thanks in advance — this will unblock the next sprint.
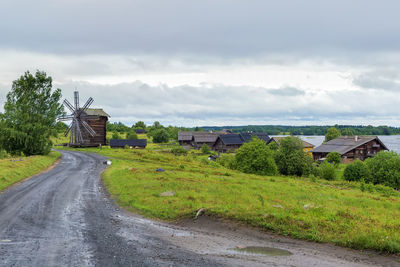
left=110, top=139, right=147, bottom=148
left=240, top=132, right=270, bottom=143
left=193, top=132, right=220, bottom=143
left=312, top=136, right=388, bottom=155
left=84, top=108, right=110, bottom=117
left=135, top=129, right=146, bottom=134
left=178, top=132, right=194, bottom=141
left=218, top=134, right=244, bottom=145
left=271, top=136, right=314, bottom=148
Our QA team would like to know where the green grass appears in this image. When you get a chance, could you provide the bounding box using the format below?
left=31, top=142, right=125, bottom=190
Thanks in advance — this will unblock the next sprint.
left=59, top=146, right=400, bottom=254
left=0, top=151, right=61, bottom=192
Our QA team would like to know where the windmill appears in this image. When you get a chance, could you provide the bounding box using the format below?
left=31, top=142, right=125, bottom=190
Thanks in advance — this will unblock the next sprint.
left=58, top=91, right=98, bottom=146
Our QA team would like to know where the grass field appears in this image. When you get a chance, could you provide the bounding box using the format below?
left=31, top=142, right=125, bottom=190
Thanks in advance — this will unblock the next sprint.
left=0, top=151, right=61, bottom=192
left=59, top=145, right=400, bottom=254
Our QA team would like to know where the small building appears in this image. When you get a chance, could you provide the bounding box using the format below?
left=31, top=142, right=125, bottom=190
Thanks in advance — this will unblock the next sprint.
left=240, top=132, right=271, bottom=143
left=312, top=136, right=388, bottom=163
left=213, top=134, right=244, bottom=153
left=83, top=108, right=110, bottom=146
left=178, top=132, right=195, bottom=148
left=110, top=139, right=147, bottom=149
left=269, top=136, right=314, bottom=154
left=192, top=132, right=220, bottom=149
left=135, top=129, right=146, bottom=134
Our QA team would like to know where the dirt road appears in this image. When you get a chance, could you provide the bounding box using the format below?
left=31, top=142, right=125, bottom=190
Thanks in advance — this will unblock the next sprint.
left=0, top=150, right=398, bottom=266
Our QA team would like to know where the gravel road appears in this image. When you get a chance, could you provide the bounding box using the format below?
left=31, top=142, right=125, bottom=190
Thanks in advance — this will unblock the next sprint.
left=0, top=150, right=398, bottom=266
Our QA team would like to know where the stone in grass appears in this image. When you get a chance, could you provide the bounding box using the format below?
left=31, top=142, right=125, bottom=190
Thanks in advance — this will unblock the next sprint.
left=273, top=204, right=283, bottom=209
left=159, top=191, right=175, bottom=197
left=156, top=168, right=165, bottom=172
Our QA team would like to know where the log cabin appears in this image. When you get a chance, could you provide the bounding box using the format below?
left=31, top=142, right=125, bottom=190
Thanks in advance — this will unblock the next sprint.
left=213, top=134, right=244, bottom=153
left=312, top=136, right=388, bottom=163
left=81, top=108, right=110, bottom=146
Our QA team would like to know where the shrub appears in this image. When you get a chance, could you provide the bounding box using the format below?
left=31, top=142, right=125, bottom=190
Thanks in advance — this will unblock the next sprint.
left=365, top=151, right=400, bottom=189
left=170, top=146, right=187, bottom=156
left=234, top=138, right=277, bottom=175
left=126, top=131, right=138, bottom=140
left=274, top=136, right=312, bottom=176
left=343, top=159, right=370, bottom=182
left=326, top=151, right=341, bottom=165
left=318, top=161, right=337, bottom=180
left=112, top=132, right=121, bottom=139
left=216, top=154, right=236, bottom=169
left=152, top=129, right=169, bottom=143
left=200, top=143, right=211, bottom=154
left=325, top=127, right=341, bottom=142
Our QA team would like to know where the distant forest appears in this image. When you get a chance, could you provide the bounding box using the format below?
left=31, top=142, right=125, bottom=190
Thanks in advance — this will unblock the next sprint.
left=200, top=125, right=400, bottom=136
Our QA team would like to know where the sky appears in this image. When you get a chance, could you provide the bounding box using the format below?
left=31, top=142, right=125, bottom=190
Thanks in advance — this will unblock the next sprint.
left=1, top=0, right=400, bottom=127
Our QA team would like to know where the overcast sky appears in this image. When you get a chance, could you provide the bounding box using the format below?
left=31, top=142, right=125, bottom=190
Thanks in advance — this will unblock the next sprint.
left=1, top=0, right=400, bottom=127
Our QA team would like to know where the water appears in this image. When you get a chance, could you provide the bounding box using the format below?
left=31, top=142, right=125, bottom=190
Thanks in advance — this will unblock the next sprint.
left=272, top=135, right=400, bottom=153
left=231, top=246, right=292, bottom=256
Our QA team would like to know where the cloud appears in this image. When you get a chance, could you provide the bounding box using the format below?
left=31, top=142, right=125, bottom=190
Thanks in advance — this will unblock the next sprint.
left=353, top=71, right=400, bottom=91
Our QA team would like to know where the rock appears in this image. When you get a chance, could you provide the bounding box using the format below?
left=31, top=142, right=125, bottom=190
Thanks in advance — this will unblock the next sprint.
left=159, top=191, right=175, bottom=197
left=303, top=204, right=312, bottom=209
left=156, top=168, right=165, bottom=172
left=273, top=204, right=283, bottom=209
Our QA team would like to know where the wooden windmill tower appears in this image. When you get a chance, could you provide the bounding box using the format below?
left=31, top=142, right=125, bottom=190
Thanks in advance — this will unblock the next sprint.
left=58, top=91, right=109, bottom=147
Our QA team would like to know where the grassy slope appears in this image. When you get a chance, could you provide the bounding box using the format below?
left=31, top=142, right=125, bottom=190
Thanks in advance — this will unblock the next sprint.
left=61, top=146, right=400, bottom=253
left=0, top=151, right=61, bottom=192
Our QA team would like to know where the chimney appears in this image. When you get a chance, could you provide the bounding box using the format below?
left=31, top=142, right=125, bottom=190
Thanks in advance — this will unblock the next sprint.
left=355, top=135, right=358, bottom=142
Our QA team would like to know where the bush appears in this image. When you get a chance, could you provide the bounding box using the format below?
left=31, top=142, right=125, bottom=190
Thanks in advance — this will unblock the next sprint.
left=152, top=129, right=169, bottom=143
left=200, top=143, right=211, bottom=154
left=274, top=136, right=312, bottom=176
left=112, top=132, right=121, bottom=139
left=234, top=138, right=277, bottom=175
left=216, top=154, right=236, bottom=169
left=365, top=151, right=400, bottom=189
left=170, top=146, right=187, bottom=156
left=126, top=131, right=138, bottom=140
left=318, top=161, right=337, bottom=180
left=343, top=159, right=370, bottom=182
left=326, top=151, right=341, bottom=165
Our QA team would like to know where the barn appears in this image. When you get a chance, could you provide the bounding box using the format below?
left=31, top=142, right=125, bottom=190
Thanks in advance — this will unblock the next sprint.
left=192, top=132, right=220, bottom=149
left=312, top=136, right=388, bottom=163
left=213, top=134, right=244, bottom=153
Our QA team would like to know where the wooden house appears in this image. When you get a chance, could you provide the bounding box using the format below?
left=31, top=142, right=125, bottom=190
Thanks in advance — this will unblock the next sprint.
left=213, top=134, right=244, bottom=153
left=81, top=108, right=110, bottom=146
left=240, top=132, right=271, bottom=143
left=270, top=136, right=314, bottom=155
left=110, top=139, right=147, bottom=148
left=135, top=129, right=146, bottom=134
left=312, top=136, right=388, bottom=163
left=192, top=132, right=220, bottom=149
left=178, top=132, right=195, bottom=148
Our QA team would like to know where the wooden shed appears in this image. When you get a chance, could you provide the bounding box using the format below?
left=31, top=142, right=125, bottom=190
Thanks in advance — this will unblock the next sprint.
left=213, top=134, right=244, bottom=153
left=110, top=139, right=147, bottom=148
left=81, top=108, right=110, bottom=146
left=178, top=132, right=194, bottom=148
left=312, top=136, right=388, bottom=163
left=192, top=132, right=220, bottom=149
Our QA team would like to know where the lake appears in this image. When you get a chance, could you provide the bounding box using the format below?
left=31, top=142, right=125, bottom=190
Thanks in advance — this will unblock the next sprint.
left=278, top=135, right=400, bottom=153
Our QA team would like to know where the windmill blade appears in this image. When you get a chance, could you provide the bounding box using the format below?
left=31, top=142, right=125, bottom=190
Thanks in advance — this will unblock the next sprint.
left=58, top=115, right=74, bottom=121
left=74, top=91, right=80, bottom=110
left=81, top=97, right=94, bottom=113
left=64, top=122, right=73, bottom=137
left=74, top=118, right=84, bottom=144
left=63, top=99, right=75, bottom=113
left=80, top=119, right=97, bottom=136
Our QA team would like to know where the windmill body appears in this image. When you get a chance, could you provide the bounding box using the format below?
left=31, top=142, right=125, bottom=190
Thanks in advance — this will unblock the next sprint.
left=59, top=91, right=109, bottom=147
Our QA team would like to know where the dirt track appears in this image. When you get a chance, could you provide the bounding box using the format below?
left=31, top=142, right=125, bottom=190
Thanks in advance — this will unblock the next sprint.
left=0, top=150, right=398, bottom=266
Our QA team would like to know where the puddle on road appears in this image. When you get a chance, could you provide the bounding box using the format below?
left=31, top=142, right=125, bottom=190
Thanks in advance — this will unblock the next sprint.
left=231, top=246, right=292, bottom=256
left=0, top=239, right=12, bottom=242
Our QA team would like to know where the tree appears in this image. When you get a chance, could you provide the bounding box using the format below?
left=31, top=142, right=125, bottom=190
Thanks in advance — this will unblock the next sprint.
left=134, top=121, right=146, bottom=129
left=234, top=138, right=277, bottom=176
left=126, top=131, right=138, bottom=140
left=201, top=143, right=211, bottom=154
left=274, top=136, right=313, bottom=176
left=55, top=121, right=68, bottom=132
left=112, top=132, right=121, bottom=139
left=343, top=160, right=370, bottom=182
left=152, top=129, right=169, bottom=143
left=325, top=127, right=341, bottom=142
left=341, top=128, right=354, bottom=136
left=0, top=71, right=63, bottom=156
left=326, top=151, right=341, bottom=165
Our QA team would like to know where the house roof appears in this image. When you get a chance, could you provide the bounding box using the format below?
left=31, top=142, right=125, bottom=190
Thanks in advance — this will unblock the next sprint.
left=218, top=134, right=244, bottom=145
left=178, top=132, right=194, bottom=141
left=193, top=132, right=220, bottom=143
left=271, top=136, right=314, bottom=148
left=110, top=139, right=147, bottom=148
left=240, top=132, right=271, bottom=143
left=312, top=136, right=388, bottom=155
left=84, top=108, right=110, bottom=117
left=135, top=129, right=146, bottom=134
